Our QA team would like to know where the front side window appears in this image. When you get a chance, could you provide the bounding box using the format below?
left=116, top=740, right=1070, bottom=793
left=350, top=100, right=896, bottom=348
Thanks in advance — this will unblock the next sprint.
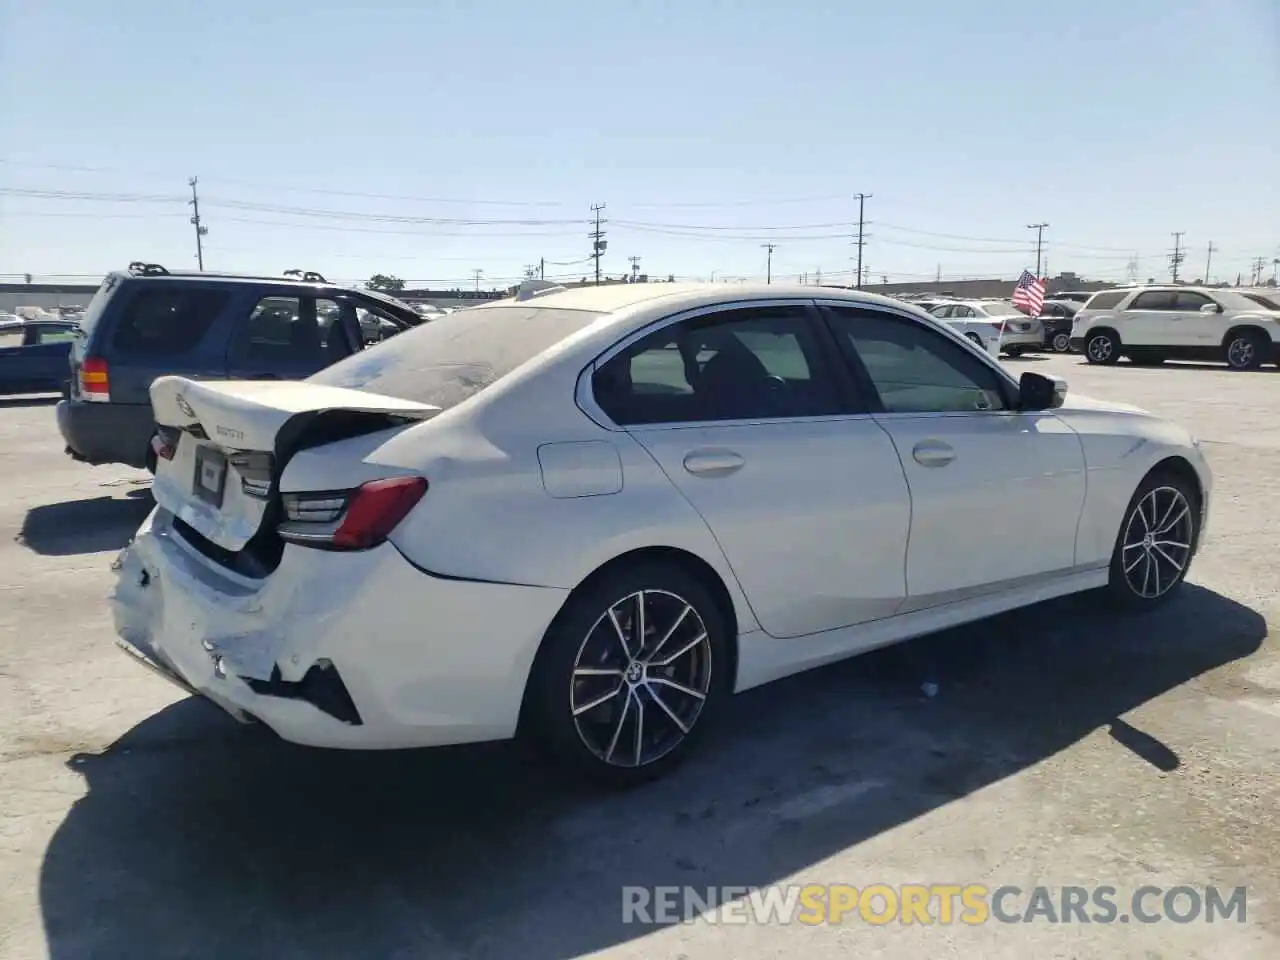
left=826, top=308, right=1010, bottom=414
left=230, top=296, right=352, bottom=369
left=593, top=305, right=844, bottom=425
left=1172, top=291, right=1215, bottom=311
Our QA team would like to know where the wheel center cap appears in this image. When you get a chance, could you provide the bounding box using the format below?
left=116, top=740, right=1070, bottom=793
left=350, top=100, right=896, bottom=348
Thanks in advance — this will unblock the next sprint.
left=624, top=661, right=645, bottom=684
left=1143, top=533, right=1154, bottom=548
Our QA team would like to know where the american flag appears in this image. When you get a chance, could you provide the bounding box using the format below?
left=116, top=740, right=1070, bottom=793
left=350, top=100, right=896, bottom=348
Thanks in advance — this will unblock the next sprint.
left=1012, top=269, right=1046, bottom=316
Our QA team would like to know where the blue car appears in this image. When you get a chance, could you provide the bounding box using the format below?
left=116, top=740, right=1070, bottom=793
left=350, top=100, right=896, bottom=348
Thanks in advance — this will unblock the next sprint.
left=0, top=318, right=77, bottom=395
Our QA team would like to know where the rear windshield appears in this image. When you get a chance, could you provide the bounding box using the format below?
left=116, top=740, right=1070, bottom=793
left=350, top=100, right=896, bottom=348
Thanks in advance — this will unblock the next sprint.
left=1083, top=290, right=1127, bottom=310
left=76, top=274, right=123, bottom=341
left=309, top=304, right=604, bottom=408
left=1241, top=293, right=1280, bottom=310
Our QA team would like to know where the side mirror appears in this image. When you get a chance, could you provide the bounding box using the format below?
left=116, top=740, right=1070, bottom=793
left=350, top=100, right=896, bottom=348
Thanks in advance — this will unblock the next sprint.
left=1019, top=371, right=1067, bottom=410
left=1199, top=303, right=1221, bottom=314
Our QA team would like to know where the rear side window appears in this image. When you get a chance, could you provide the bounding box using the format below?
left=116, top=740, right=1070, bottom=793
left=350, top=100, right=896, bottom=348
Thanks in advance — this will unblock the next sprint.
left=1128, top=291, right=1176, bottom=310
left=109, top=287, right=229, bottom=358
left=1241, top=293, right=1280, bottom=310
left=309, top=304, right=602, bottom=409
left=1082, top=291, right=1126, bottom=310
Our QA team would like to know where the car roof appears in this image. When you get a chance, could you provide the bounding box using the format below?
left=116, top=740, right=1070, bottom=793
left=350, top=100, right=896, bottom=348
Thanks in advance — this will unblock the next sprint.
left=473, top=281, right=915, bottom=318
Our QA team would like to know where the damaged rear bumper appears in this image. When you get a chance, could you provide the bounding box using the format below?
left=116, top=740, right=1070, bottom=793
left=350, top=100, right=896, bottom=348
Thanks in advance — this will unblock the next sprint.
left=109, top=508, right=570, bottom=750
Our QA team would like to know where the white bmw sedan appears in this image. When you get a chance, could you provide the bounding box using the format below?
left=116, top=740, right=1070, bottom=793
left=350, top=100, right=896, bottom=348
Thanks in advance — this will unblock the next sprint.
left=111, top=283, right=1212, bottom=785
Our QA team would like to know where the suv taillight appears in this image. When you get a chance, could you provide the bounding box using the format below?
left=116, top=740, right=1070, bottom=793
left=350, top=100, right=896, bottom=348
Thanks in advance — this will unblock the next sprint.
left=79, top=357, right=110, bottom=402
left=277, top=476, right=427, bottom=551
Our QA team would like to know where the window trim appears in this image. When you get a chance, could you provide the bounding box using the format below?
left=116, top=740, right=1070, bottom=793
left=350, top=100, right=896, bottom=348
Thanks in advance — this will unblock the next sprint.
left=575, top=298, right=867, bottom=430
left=813, top=299, right=1023, bottom=417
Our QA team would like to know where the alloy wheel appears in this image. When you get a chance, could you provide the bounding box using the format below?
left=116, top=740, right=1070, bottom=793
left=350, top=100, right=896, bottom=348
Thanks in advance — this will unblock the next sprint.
left=1087, top=334, right=1114, bottom=363
left=1120, top=485, right=1194, bottom=600
left=1053, top=332, right=1071, bottom=352
left=1226, top=337, right=1255, bottom=369
left=570, top=590, right=713, bottom=768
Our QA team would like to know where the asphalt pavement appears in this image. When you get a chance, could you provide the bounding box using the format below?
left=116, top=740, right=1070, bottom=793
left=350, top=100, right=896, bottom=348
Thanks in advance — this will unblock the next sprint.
left=0, top=355, right=1277, bottom=960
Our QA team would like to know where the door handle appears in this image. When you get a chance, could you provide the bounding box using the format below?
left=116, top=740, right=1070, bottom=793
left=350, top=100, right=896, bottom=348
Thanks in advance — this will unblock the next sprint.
left=912, top=439, right=955, bottom=468
left=683, top=449, right=745, bottom=478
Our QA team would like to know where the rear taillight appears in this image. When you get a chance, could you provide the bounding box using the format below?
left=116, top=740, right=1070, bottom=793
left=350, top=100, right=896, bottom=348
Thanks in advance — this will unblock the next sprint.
left=277, top=476, right=427, bottom=551
left=79, top=357, right=110, bottom=402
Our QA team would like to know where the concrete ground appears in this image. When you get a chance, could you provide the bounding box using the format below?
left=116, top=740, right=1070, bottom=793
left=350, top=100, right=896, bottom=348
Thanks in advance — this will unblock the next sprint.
left=0, top=354, right=1276, bottom=960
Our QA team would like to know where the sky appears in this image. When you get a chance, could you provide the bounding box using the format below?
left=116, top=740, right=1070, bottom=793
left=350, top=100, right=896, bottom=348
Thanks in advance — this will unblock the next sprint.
left=1, top=0, right=1277, bottom=290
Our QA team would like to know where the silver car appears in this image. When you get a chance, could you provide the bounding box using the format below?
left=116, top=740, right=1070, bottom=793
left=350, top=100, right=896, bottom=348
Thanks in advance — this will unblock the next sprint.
left=929, top=300, right=1044, bottom=356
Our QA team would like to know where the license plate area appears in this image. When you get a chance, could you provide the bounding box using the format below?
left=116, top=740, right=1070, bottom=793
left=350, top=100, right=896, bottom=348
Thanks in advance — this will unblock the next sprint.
left=193, top=446, right=228, bottom=508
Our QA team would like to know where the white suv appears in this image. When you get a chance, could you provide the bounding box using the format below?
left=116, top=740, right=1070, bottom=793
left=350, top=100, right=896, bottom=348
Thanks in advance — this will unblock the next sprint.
left=1071, top=286, right=1280, bottom=370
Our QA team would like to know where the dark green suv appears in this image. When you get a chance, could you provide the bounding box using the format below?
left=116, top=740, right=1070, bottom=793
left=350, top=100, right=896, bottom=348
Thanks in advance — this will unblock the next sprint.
left=57, top=262, right=422, bottom=471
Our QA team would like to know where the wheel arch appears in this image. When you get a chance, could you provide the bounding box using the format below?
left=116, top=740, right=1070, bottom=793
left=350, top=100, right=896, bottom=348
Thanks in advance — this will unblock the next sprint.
left=1086, top=324, right=1122, bottom=346
left=1221, top=324, right=1272, bottom=349
left=517, top=545, right=742, bottom=732
left=1145, top=454, right=1204, bottom=510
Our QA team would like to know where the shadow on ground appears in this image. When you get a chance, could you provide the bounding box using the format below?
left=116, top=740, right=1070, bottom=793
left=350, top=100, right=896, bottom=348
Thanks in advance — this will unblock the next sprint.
left=40, top=585, right=1265, bottom=959
left=18, top=489, right=153, bottom=556
left=0, top=393, right=61, bottom=408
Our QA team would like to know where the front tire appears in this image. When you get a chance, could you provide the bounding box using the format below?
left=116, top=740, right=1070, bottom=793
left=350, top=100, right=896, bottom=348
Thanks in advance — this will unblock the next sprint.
left=1052, top=331, right=1071, bottom=353
left=1104, top=470, right=1200, bottom=610
left=522, top=563, right=732, bottom=786
left=1085, top=330, right=1120, bottom=365
left=1225, top=330, right=1266, bottom=371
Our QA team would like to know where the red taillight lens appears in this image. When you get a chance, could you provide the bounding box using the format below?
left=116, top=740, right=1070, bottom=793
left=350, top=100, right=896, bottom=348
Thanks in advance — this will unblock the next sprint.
left=79, top=356, right=110, bottom=401
left=330, top=476, right=428, bottom=550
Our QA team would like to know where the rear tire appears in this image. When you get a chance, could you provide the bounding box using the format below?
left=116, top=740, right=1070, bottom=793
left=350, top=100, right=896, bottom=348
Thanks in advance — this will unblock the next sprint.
left=522, top=562, right=733, bottom=787
left=965, top=332, right=984, bottom=348
left=1103, top=469, right=1200, bottom=610
left=1085, top=330, right=1120, bottom=365
left=1051, top=331, right=1071, bottom=353
left=1224, top=330, right=1266, bottom=371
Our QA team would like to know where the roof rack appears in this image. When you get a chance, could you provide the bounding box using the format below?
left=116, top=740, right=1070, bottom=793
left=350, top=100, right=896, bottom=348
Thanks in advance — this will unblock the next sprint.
left=283, top=269, right=328, bottom=283
left=128, top=261, right=170, bottom=276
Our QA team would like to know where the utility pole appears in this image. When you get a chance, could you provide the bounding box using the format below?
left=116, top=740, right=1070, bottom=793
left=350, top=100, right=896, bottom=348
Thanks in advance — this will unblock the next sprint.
left=1204, top=242, right=1216, bottom=285
left=936, top=264, right=942, bottom=282
left=590, top=203, right=607, bottom=285
left=472, top=268, right=483, bottom=292
left=523, top=264, right=538, bottom=280
left=761, top=243, right=776, bottom=284
left=854, top=193, right=871, bottom=289
left=815, top=267, right=822, bottom=286
left=188, top=176, right=208, bottom=271
left=540, top=257, right=545, bottom=279
left=1170, top=232, right=1186, bottom=282
left=1250, top=256, right=1267, bottom=286
left=628, top=256, right=641, bottom=283
left=1027, top=222, right=1049, bottom=277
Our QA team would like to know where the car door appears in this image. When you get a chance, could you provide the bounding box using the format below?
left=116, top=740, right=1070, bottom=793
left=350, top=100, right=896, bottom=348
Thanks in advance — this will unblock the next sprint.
left=591, top=300, right=912, bottom=639
left=225, top=293, right=357, bottom=380
left=24, top=324, right=76, bottom=389
left=1170, top=290, right=1223, bottom=348
left=819, top=303, right=1087, bottom=611
left=1116, top=290, right=1176, bottom=347
left=0, top=326, right=28, bottom=393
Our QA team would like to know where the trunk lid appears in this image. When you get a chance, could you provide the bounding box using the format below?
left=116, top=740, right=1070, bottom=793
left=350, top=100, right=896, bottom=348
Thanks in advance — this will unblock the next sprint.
left=149, top=376, right=439, bottom=553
